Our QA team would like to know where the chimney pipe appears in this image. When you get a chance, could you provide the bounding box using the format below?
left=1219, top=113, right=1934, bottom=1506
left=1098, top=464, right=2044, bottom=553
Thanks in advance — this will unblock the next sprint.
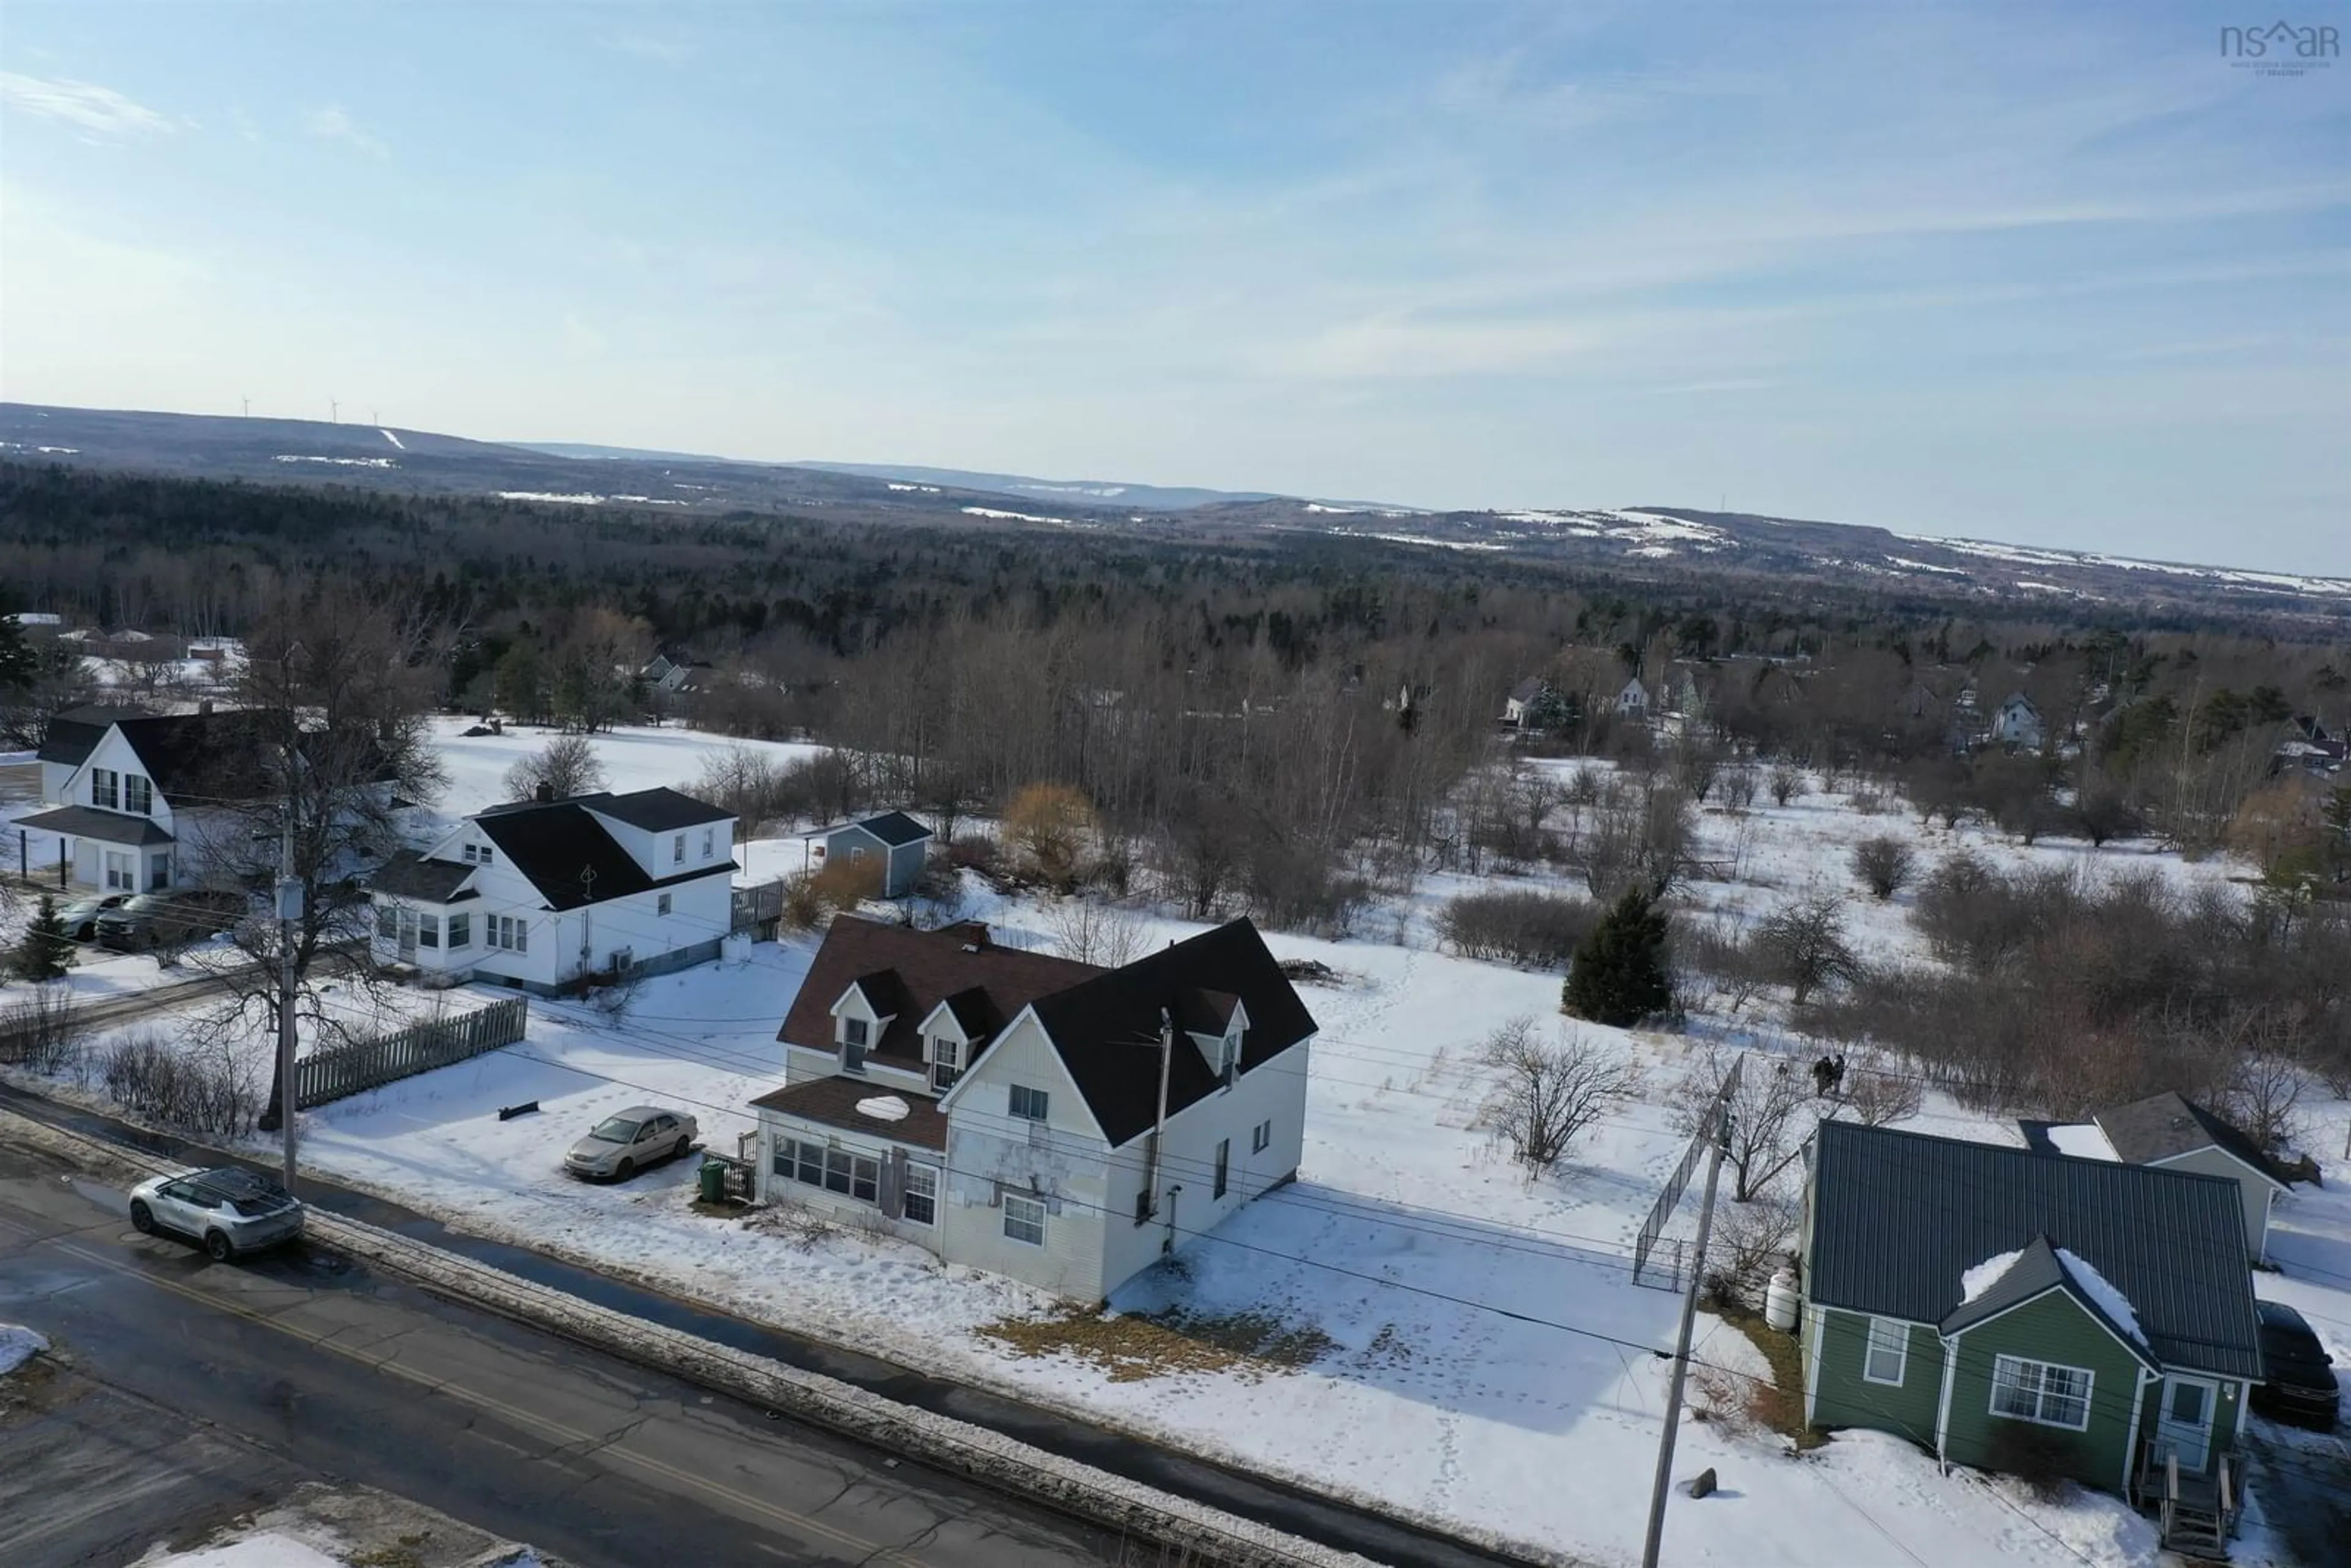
left=534, top=781, right=555, bottom=804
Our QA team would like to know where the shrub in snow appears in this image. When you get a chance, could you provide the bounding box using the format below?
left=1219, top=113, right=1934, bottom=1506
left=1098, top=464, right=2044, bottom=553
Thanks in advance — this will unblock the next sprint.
left=1047, top=898, right=1147, bottom=967
left=0, top=982, right=83, bottom=1073
left=1850, top=836, right=1917, bottom=901
left=1478, top=1017, right=1642, bottom=1174
left=1438, top=889, right=1599, bottom=968
left=1561, top=885, right=1674, bottom=1027
left=1767, top=764, right=1806, bottom=807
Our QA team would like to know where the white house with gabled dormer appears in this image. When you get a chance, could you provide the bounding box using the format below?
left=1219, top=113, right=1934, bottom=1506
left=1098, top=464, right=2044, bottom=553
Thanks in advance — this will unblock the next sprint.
left=368, top=786, right=735, bottom=991
left=20, top=704, right=290, bottom=893
left=751, top=915, right=1316, bottom=1302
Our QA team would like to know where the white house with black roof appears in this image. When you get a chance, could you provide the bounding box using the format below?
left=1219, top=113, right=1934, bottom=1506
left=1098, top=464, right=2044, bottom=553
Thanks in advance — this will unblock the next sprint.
left=369, top=786, right=735, bottom=991
left=801, top=811, right=934, bottom=898
left=19, top=703, right=286, bottom=893
left=751, top=913, right=1316, bottom=1300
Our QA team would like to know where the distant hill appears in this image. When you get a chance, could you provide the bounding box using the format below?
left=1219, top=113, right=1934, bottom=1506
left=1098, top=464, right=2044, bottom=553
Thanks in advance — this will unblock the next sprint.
left=5, top=402, right=2342, bottom=628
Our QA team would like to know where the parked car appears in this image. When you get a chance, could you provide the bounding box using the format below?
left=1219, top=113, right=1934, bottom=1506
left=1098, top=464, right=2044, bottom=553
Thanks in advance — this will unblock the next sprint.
left=564, top=1106, right=697, bottom=1181
left=128, top=1166, right=306, bottom=1261
left=94, top=888, right=249, bottom=953
left=54, top=893, right=129, bottom=942
left=2252, top=1300, right=2340, bottom=1429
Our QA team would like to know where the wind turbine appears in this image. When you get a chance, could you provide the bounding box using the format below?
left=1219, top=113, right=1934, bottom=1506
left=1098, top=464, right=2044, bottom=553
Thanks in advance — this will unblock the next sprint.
left=241, top=395, right=250, bottom=418
left=329, top=399, right=340, bottom=424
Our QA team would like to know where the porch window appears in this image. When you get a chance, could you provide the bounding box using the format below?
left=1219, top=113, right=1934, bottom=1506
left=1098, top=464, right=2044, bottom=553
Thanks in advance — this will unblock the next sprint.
left=91, top=768, right=119, bottom=811
left=377, top=906, right=399, bottom=940
left=822, top=1146, right=879, bottom=1201
left=1863, top=1318, right=1908, bottom=1386
left=417, top=915, right=440, bottom=950
left=1003, top=1193, right=1046, bottom=1247
left=902, top=1163, right=937, bottom=1225
left=148, top=852, right=170, bottom=891
left=103, top=850, right=135, bottom=891
left=446, top=913, right=471, bottom=949
left=931, top=1036, right=962, bottom=1093
left=1990, top=1355, right=2093, bottom=1431
left=126, top=775, right=154, bottom=814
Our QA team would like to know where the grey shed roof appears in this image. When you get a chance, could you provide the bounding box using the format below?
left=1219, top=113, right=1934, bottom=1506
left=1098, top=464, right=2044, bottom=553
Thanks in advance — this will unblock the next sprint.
left=1807, top=1121, right=2259, bottom=1380
left=369, top=852, right=478, bottom=904
left=2094, top=1092, right=2291, bottom=1190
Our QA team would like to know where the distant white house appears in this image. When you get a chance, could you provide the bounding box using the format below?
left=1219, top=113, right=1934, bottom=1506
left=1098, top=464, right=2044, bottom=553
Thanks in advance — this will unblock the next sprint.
left=1990, top=692, right=2044, bottom=749
left=800, top=811, right=935, bottom=898
left=751, top=915, right=1318, bottom=1302
left=1500, top=677, right=1549, bottom=727
left=369, top=786, right=735, bottom=991
left=18, top=704, right=279, bottom=892
left=1614, top=678, right=1651, bottom=720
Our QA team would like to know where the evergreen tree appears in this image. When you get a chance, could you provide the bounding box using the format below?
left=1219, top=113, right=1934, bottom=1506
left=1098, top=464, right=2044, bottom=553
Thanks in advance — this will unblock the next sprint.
left=12, top=895, right=72, bottom=981
left=1562, top=883, right=1673, bottom=1027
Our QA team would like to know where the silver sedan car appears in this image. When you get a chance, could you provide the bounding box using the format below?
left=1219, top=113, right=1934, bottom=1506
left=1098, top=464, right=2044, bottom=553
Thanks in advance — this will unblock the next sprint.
left=564, top=1105, right=697, bottom=1181
left=129, top=1166, right=306, bottom=1261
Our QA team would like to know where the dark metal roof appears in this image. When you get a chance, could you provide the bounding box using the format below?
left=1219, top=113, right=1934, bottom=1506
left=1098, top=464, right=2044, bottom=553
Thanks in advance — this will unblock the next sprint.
left=1024, top=918, right=1318, bottom=1147
left=15, top=805, right=176, bottom=846
left=842, top=811, right=933, bottom=849
left=1937, top=1236, right=2157, bottom=1368
left=474, top=801, right=735, bottom=911
left=1807, top=1120, right=2260, bottom=1379
left=113, top=711, right=286, bottom=801
left=369, top=852, right=478, bottom=904
left=2094, top=1092, right=2291, bottom=1189
left=583, top=787, right=733, bottom=833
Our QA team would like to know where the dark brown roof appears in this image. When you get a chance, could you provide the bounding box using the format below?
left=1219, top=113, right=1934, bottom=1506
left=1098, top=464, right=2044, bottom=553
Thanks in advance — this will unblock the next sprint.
left=748, top=1075, right=949, bottom=1150
left=778, top=916, right=1103, bottom=1068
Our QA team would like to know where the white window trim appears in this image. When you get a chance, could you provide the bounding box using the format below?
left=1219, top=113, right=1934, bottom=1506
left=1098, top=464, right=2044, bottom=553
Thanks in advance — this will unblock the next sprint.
left=902, top=1162, right=938, bottom=1226
left=1989, top=1354, right=2094, bottom=1432
left=1003, top=1192, right=1046, bottom=1246
left=1008, top=1084, right=1048, bottom=1122
left=1862, top=1317, right=1908, bottom=1386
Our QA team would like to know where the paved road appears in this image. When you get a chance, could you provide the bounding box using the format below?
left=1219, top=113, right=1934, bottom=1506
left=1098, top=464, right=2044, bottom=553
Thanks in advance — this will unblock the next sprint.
left=1, top=1081, right=1529, bottom=1568
left=0, top=1142, right=1138, bottom=1568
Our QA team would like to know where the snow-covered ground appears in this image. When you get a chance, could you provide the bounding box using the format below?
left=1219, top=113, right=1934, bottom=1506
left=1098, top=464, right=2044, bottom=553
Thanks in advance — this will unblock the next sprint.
left=138, top=1536, right=345, bottom=1568
left=6, top=722, right=2343, bottom=1566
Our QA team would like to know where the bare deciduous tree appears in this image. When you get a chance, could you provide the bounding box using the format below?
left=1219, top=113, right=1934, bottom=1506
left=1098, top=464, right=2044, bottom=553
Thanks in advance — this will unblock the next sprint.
left=1753, top=890, right=1863, bottom=1006
left=1046, top=897, right=1147, bottom=969
left=1768, top=764, right=1807, bottom=808
left=1674, top=1043, right=1813, bottom=1202
left=1479, top=1017, right=1644, bottom=1174
left=504, top=732, right=608, bottom=801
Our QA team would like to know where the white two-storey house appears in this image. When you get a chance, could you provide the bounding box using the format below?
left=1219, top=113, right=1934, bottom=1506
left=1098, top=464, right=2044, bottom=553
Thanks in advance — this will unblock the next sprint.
left=751, top=915, right=1317, bottom=1302
left=368, top=785, right=735, bottom=991
left=20, top=704, right=280, bottom=892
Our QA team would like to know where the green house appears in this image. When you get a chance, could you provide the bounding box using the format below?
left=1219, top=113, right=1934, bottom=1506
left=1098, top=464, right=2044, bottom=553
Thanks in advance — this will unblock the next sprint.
left=1801, top=1122, right=2261, bottom=1556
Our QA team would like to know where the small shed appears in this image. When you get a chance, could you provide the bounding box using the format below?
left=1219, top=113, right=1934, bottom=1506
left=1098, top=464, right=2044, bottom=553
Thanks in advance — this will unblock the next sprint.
left=805, top=811, right=935, bottom=898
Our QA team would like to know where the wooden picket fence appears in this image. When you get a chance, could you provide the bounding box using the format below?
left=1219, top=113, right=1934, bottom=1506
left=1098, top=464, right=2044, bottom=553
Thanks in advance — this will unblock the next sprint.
left=294, top=994, right=528, bottom=1110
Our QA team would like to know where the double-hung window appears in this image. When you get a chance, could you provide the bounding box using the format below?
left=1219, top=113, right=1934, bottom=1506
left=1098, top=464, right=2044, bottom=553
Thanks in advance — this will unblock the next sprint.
left=931, top=1036, right=962, bottom=1093
left=841, top=1016, right=869, bottom=1074
left=103, top=850, right=135, bottom=891
left=1863, top=1318, right=1908, bottom=1386
left=673, top=833, right=686, bottom=865
left=125, top=775, right=154, bottom=814
left=1003, top=1193, right=1046, bottom=1246
left=702, top=827, right=716, bottom=860
left=902, top=1163, right=938, bottom=1225
left=446, top=913, right=471, bottom=948
left=91, top=768, right=119, bottom=811
left=1008, top=1084, right=1049, bottom=1122
left=1251, top=1119, right=1272, bottom=1154
left=1990, top=1356, right=2093, bottom=1430
left=377, top=906, right=399, bottom=940
left=417, top=915, right=440, bottom=950
left=656, top=893, right=673, bottom=917
left=490, top=915, right=528, bottom=952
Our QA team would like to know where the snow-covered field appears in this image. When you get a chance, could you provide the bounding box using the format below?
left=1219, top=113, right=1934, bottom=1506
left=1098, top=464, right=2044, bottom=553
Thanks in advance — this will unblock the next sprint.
left=5, top=721, right=2344, bottom=1567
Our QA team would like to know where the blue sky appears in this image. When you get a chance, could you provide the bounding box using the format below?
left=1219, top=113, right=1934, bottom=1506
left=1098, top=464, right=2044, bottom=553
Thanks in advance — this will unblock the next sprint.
left=2, top=2, right=2345, bottom=572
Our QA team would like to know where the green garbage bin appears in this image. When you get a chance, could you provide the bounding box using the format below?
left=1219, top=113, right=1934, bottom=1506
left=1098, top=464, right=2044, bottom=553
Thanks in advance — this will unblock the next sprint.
left=698, top=1156, right=726, bottom=1204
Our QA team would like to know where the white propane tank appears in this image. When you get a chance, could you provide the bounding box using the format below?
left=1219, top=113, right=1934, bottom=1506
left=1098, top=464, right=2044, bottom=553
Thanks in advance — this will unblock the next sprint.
left=1764, top=1267, right=1800, bottom=1332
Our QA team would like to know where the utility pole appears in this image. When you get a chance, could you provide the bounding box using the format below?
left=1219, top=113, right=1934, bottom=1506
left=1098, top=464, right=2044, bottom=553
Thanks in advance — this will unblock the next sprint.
left=1147, top=1008, right=1174, bottom=1244
left=1641, top=1081, right=1735, bottom=1568
left=274, top=803, right=303, bottom=1187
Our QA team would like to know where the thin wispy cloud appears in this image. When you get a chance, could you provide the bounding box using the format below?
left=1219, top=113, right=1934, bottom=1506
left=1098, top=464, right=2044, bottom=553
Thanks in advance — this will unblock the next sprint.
left=0, top=71, right=174, bottom=136
left=607, top=34, right=696, bottom=67
left=304, top=104, right=386, bottom=159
